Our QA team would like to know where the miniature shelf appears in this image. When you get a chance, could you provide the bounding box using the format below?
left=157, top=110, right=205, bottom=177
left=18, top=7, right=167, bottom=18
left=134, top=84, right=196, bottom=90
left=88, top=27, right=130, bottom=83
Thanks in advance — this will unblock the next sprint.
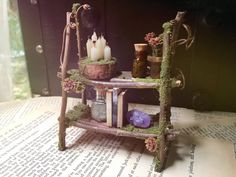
left=58, top=11, right=189, bottom=172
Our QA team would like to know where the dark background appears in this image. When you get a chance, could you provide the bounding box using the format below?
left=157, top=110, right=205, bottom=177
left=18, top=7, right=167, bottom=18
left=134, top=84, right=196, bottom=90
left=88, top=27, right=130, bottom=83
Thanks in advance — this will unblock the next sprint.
left=18, top=0, right=236, bottom=112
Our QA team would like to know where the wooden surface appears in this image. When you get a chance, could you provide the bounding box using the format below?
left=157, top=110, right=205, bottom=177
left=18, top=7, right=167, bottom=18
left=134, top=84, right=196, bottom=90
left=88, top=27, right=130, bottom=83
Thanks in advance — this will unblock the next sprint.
left=67, top=70, right=182, bottom=89
left=70, top=118, right=158, bottom=139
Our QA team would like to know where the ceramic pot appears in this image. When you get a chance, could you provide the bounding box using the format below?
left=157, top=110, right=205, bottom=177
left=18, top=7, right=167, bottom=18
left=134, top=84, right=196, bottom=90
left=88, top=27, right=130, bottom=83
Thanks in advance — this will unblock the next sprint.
left=147, top=56, right=162, bottom=79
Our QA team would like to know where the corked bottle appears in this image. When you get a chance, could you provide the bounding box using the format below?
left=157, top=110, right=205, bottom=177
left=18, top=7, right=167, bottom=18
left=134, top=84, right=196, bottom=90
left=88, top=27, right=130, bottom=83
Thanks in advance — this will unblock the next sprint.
left=132, top=43, right=148, bottom=78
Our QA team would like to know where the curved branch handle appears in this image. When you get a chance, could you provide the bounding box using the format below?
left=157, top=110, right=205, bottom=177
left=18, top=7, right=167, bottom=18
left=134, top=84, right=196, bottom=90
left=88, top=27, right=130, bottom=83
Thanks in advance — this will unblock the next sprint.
left=73, top=4, right=91, bottom=60
left=171, top=23, right=194, bottom=49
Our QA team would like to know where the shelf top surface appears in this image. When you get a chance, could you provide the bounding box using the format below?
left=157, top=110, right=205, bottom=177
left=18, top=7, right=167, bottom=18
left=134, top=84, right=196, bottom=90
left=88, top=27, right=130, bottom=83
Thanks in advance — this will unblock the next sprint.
left=59, top=70, right=181, bottom=89
left=71, top=70, right=161, bottom=89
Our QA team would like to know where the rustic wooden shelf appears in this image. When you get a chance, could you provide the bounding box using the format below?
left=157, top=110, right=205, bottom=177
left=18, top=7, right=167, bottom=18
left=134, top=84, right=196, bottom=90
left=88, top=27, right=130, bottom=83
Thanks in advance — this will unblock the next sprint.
left=58, top=11, right=188, bottom=172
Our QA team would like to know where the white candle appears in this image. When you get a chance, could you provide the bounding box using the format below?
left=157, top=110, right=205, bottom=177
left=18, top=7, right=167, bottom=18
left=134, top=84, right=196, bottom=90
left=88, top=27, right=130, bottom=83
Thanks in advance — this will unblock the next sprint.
left=96, top=37, right=103, bottom=59
left=91, top=46, right=99, bottom=61
left=91, top=31, right=97, bottom=42
left=101, top=35, right=106, bottom=50
left=86, top=38, right=93, bottom=58
left=104, top=45, right=111, bottom=61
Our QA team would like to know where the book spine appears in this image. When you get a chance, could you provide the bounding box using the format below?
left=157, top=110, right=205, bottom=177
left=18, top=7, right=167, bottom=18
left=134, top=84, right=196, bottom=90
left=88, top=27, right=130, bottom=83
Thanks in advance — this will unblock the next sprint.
left=106, top=89, right=113, bottom=127
left=117, top=89, right=128, bottom=128
left=112, top=88, right=118, bottom=127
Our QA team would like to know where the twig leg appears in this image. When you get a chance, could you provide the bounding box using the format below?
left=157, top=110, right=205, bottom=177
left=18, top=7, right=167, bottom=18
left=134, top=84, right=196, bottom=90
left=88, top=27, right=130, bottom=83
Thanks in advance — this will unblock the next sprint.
left=58, top=128, right=66, bottom=151
left=58, top=12, right=71, bottom=151
left=82, top=87, right=87, bottom=105
left=59, top=92, right=68, bottom=151
left=155, top=134, right=166, bottom=172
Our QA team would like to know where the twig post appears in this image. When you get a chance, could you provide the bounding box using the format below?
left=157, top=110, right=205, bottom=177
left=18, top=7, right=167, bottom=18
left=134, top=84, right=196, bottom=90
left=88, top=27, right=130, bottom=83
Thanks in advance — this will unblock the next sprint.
left=59, top=12, right=71, bottom=151
left=156, top=11, right=186, bottom=171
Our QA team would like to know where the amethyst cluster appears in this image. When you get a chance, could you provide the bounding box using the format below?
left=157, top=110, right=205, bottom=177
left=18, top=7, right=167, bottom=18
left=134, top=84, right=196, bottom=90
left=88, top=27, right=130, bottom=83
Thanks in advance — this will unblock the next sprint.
left=126, top=109, right=151, bottom=128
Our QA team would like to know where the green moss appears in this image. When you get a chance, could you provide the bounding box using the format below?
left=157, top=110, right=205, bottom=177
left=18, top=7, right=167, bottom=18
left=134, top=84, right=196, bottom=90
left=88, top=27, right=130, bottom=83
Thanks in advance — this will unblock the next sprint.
left=79, top=57, right=116, bottom=65
left=122, top=122, right=162, bottom=135
left=67, top=69, right=80, bottom=76
left=66, top=103, right=91, bottom=121
left=160, top=51, right=171, bottom=79
left=134, top=78, right=161, bottom=92
left=67, top=70, right=81, bottom=81
left=134, top=78, right=161, bottom=83
left=72, top=3, right=80, bottom=14
left=162, top=22, right=173, bottom=34
left=155, top=158, right=162, bottom=172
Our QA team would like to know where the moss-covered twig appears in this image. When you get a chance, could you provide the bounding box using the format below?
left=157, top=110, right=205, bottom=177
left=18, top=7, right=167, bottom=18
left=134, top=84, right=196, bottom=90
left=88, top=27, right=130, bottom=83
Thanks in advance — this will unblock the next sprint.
left=66, top=103, right=91, bottom=121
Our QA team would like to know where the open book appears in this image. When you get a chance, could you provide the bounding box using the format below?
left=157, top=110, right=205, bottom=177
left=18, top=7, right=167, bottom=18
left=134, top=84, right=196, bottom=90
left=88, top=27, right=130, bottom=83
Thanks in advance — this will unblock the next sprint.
left=0, top=97, right=236, bottom=177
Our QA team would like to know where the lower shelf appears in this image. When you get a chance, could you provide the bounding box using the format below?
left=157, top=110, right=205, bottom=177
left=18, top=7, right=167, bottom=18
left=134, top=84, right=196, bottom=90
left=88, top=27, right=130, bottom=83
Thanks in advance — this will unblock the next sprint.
left=70, top=118, right=159, bottom=139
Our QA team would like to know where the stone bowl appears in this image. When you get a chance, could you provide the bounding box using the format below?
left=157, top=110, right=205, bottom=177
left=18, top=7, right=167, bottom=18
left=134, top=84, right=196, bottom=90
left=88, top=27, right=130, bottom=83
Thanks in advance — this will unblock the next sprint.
left=78, top=57, right=117, bottom=80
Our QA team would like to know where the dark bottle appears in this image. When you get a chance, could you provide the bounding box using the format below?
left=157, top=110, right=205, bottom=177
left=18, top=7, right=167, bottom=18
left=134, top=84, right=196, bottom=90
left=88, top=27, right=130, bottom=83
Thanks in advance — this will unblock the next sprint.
left=132, top=43, right=148, bottom=78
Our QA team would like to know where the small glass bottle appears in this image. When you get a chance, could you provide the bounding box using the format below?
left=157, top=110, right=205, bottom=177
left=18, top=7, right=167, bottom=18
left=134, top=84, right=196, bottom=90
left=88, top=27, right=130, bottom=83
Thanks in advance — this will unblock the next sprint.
left=91, top=87, right=106, bottom=122
left=132, top=43, right=148, bottom=78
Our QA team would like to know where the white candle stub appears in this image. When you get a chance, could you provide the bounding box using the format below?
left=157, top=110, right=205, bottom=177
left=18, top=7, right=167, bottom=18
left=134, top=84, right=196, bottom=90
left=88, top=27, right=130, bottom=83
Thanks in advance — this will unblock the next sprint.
left=96, top=37, right=103, bottom=59
left=91, top=46, right=99, bottom=61
left=104, top=45, right=111, bottom=61
left=91, top=31, right=97, bottom=42
left=101, top=35, right=106, bottom=50
left=86, top=32, right=111, bottom=61
left=86, top=39, right=93, bottom=58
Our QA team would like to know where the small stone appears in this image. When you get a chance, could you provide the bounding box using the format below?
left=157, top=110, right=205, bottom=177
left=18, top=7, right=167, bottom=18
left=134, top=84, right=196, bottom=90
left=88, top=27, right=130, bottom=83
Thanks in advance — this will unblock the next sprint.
left=126, top=109, right=151, bottom=128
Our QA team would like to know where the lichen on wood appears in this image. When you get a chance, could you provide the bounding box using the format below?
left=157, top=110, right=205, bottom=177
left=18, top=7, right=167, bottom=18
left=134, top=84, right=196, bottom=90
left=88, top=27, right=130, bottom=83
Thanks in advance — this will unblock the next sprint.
left=122, top=122, right=161, bottom=135
left=162, top=22, right=173, bottom=34
left=155, top=17, right=173, bottom=173
left=154, top=11, right=187, bottom=172
left=155, top=157, right=161, bottom=172
left=134, top=78, right=161, bottom=84
left=159, top=24, right=172, bottom=125
left=66, top=103, right=91, bottom=121
left=72, top=3, right=81, bottom=15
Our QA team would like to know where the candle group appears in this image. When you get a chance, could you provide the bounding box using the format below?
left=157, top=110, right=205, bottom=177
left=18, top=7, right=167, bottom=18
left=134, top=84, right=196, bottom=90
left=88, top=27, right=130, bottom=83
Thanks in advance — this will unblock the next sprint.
left=86, top=32, right=111, bottom=61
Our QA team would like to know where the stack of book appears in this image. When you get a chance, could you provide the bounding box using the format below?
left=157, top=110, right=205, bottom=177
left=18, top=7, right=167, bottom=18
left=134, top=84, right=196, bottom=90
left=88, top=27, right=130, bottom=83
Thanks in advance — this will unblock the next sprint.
left=106, top=88, right=128, bottom=128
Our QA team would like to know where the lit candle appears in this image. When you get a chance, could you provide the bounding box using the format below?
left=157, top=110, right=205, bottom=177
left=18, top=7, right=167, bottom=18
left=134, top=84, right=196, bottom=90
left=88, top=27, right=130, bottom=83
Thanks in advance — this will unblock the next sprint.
left=104, top=45, right=111, bottom=61
left=86, top=38, right=93, bottom=58
left=91, top=46, right=99, bottom=61
left=91, top=31, right=97, bottom=42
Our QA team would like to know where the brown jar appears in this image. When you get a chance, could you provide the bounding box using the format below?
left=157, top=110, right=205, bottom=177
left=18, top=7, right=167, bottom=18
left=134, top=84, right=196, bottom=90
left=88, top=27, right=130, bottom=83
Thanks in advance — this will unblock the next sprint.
left=131, top=43, right=148, bottom=78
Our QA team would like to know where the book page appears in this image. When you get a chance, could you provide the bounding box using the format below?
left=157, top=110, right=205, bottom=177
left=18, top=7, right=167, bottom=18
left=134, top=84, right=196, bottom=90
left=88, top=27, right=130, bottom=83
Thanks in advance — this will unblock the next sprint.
left=0, top=98, right=236, bottom=177
left=0, top=108, right=160, bottom=177
left=0, top=96, right=79, bottom=130
left=164, top=136, right=236, bottom=177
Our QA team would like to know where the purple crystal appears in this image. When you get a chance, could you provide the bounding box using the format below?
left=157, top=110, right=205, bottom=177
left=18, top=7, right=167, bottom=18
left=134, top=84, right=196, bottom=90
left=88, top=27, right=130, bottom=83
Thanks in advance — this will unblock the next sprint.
left=126, top=109, right=151, bottom=128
